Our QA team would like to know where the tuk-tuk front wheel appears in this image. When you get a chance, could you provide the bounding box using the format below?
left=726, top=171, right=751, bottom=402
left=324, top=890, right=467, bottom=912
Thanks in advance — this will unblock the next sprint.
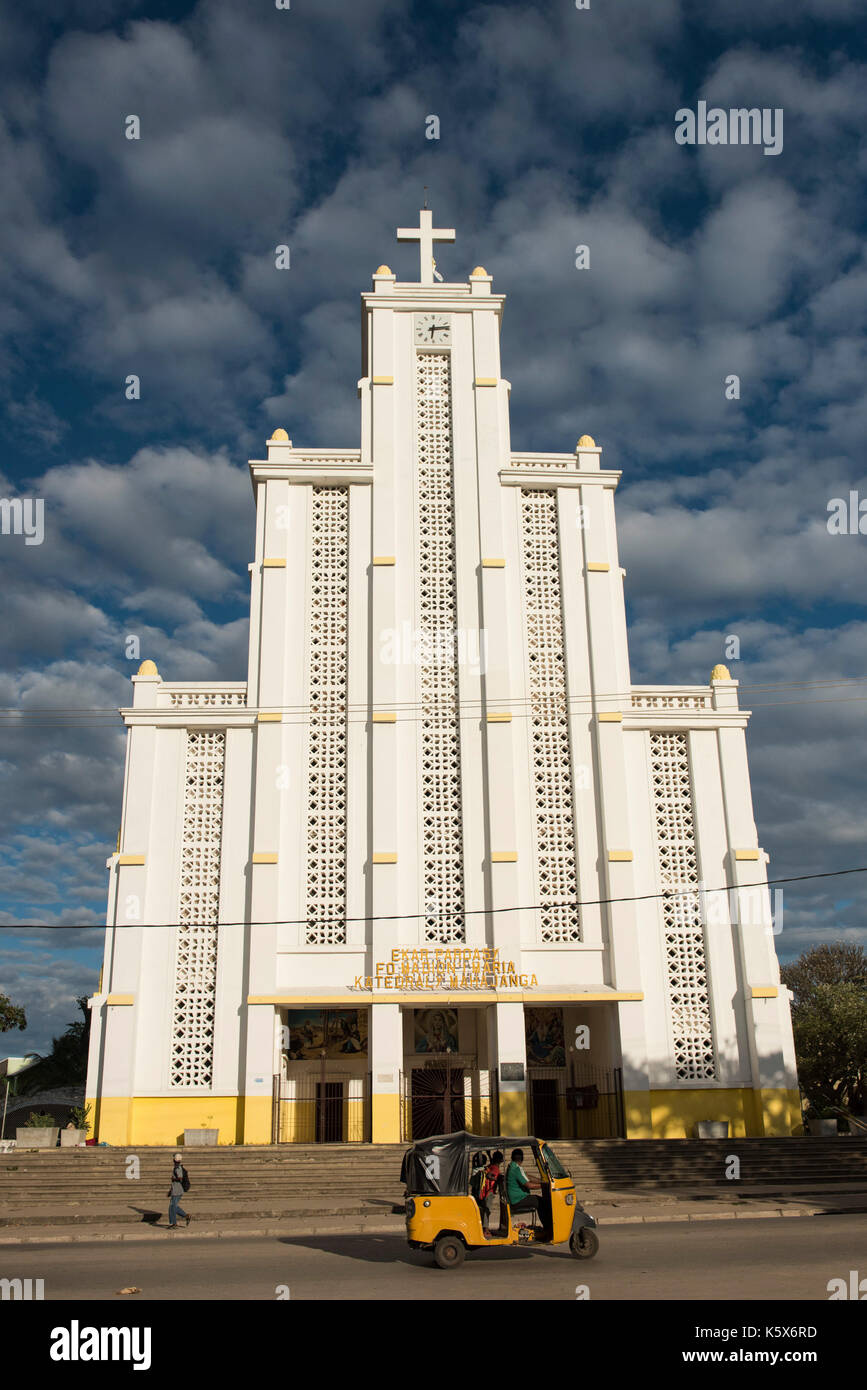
left=434, top=1235, right=466, bottom=1269
left=569, top=1228, right=599, bottom=1259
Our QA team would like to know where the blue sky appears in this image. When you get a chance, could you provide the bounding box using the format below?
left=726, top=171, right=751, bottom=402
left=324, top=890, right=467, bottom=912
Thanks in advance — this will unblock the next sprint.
left=1, top=0, right=866, bottom=1055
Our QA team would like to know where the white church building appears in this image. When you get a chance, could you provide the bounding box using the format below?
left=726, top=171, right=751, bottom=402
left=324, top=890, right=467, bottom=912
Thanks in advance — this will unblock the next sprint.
left=86, top=212, right=800, bottom=1146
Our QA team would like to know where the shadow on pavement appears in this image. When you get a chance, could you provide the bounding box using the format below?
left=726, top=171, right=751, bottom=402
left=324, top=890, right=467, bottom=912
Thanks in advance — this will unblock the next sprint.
left=129, top=1208, right=163, bottom=1224
left=277, top=1233, right=538, bottom=1266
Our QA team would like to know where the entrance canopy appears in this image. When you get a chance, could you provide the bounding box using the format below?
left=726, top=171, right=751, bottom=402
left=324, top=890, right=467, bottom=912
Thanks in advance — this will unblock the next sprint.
left=401, top=1129, right=538, bottom=1196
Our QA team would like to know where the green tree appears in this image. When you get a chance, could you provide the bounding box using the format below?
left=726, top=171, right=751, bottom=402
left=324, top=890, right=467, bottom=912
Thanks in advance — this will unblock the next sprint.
left=16, top=997, right=91, bottom=1094
left=781, top=944, right=867, bottom=1115
left=0, top=993, right=27, bottom=1033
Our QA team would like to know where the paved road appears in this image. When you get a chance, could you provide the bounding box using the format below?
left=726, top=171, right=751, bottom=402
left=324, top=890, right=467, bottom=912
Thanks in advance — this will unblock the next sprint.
left=2, top=1214, right=864, bottom=1300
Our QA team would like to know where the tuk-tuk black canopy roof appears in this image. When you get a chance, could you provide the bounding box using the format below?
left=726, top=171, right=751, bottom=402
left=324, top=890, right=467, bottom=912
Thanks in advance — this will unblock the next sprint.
left=401, top=1131, right=540, bottom=1196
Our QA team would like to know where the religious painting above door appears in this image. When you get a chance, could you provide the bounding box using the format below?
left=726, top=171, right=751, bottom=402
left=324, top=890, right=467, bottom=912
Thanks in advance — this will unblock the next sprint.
left=525, top=1007, right=565, bottom=1066
left=414, top=1007, right=459, bottom=1054
left=285, top=1009, right=368, bottom=1060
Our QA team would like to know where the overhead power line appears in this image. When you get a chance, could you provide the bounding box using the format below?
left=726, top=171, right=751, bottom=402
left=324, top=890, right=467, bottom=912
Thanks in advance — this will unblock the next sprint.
left=1, top=673, right=867, bottom=729
left=1, top=864, right=864, bottom=932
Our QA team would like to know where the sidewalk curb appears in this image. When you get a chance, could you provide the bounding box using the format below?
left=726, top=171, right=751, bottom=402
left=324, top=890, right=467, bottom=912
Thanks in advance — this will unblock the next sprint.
left=0, top=1203, right=849, bottom=1244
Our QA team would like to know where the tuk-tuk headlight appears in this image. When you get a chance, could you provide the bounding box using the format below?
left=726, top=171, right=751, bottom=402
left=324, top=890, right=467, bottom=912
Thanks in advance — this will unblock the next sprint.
left=565, top=1193, right=575, bottom=1205
left=406, top=1199, right=415, bottom=1218
left=423, top=1199, right=431, bottom=1207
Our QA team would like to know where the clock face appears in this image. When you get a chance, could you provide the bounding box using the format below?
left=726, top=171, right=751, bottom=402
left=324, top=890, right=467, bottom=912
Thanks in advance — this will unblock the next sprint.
left=414, top=313, right=451, bottom=345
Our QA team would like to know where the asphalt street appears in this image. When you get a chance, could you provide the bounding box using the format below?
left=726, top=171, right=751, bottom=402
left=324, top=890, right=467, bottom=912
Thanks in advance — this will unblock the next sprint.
left=2, top=1214, right=864, bottom=1301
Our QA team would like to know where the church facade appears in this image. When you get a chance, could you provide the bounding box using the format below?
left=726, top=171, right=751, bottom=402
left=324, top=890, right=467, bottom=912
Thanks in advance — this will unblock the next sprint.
left=86, top=213, right=800, bottom=1146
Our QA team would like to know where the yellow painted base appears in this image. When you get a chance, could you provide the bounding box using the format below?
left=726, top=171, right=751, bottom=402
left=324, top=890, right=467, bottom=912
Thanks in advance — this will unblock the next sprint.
left=241, top=1095, right=273, bottom=1146
left=624, top=1087, right=802, bottom=1139
left=90, top=1087, right=802, bottom=1145
left=498, top=1089, right=529, bottom=1133
left=94, top=1096, right=245, bottom=1147
left=372, top=1093, right=401, bottom=1143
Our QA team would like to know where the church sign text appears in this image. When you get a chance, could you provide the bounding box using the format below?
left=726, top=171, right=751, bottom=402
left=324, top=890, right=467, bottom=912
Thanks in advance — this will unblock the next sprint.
left=350, top=948, right=538, bottom=993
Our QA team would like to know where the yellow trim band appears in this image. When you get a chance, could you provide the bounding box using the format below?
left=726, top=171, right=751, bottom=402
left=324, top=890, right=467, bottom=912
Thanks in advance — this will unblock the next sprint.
left=252, top=853, right=278, bottom=864
left=263, top=558, right=286, bottom=568
left=481, top=558, right=505, bottom=568
left=106, top=994, right=134, bottom=1006
left=597, top=712, right=623, bottom=723
left=116, top=855, right=145, bottom=866
left=751, top=986, right=778, bottom=999
left=486, top=712, right=512, bottom=722
left=372, top=556, right=396, bottom=566
left=257, top=712, right=282, bottom=722
left=608, top=850, right=633, bottom=862
left=735, top=849, right=760, bottom=860
left=372, top=712, right=397, bottom=723
left=586, top=562, right=610, bottom=572
left=372, top=852, right=398, bottom=864
left=475, top=377, right=498, bottom=387
left=491, top=851, right=518, bottom=863
left=247, top=990, right=645, bottom=1006
left=372, top=375, right=394, bottom=385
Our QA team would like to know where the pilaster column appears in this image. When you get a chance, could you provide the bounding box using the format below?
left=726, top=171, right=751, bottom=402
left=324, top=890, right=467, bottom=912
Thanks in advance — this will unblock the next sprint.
left=370, top=1002, right=402, bottom=1142
left=493, top=1001, right=528, bottom=1131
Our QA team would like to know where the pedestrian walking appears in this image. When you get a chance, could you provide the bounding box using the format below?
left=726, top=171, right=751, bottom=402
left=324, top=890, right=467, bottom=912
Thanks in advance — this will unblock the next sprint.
left=167, top=1151, right=192, bottom=1229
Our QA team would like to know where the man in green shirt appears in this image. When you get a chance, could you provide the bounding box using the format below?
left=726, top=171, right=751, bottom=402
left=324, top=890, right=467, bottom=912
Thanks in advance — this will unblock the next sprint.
left=506, top=1148, right=542, bottom=1224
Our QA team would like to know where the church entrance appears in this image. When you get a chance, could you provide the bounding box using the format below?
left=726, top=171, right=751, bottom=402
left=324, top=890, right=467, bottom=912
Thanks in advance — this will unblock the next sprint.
left=409, top=1055, right=466, bottom=1138
left=273, top=1071, right=370, bottom=1143
left=399, top=1004, right=498, bottom=1140
left=316, top=1081, right=344, bottom=1143
left=529, top=1076, right=561, bottom=1139
left=273, top=1007, right=370, bottom=1143
left=524, top=1003, right=625, bottom=1139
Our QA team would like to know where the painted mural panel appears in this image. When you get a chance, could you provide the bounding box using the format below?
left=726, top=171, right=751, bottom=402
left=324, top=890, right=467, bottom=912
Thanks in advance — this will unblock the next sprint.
left=525, top=1007, right=565, bottom=1066
left=413, top=1007, right=459, bottom=1053
left=285, top=1010, right=368, bottom=1059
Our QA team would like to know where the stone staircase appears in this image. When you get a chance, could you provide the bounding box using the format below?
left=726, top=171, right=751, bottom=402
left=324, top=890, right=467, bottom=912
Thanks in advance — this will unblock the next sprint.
left=1, top=1138, right=865, bottom=1229
left=551, top=1137, right=867, bottom=1189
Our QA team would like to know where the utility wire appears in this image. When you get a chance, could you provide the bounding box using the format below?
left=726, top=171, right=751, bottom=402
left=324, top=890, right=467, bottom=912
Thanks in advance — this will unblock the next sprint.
left=1, top=864, right=864, bottom=932
left=2, top=689, right=867, bottom=728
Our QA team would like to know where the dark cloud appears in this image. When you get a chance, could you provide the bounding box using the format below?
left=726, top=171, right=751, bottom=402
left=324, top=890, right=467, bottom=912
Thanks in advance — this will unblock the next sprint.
left=1, top=0, right=866, bottom=1009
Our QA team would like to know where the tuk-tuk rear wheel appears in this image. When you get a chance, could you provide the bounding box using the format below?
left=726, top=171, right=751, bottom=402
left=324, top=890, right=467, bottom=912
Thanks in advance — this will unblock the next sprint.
left=434, top=1235, right=466, bottom=1269
left=569, top=1228, right=599, bottom=1259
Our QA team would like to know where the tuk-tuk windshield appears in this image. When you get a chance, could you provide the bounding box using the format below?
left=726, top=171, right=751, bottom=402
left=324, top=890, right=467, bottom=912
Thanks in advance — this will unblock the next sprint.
left=541, top=1143, right=568, bottom=1178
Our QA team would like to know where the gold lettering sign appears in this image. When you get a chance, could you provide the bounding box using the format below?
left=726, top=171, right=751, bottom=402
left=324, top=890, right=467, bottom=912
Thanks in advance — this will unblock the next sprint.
left=348, top=948, right=538, bottom=992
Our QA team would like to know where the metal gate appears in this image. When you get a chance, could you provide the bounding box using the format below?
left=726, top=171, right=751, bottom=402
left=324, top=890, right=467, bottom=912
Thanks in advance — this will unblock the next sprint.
left=527, top=1064, right=625, bottom=1139
left=400, top=1054, right=498, bottom=1141
left=272, top=1071, right=370, bottom=1143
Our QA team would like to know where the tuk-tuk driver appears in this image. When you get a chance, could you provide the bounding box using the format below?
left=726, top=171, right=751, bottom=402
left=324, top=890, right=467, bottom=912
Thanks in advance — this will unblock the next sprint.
left=506, top=1148, right=543, bottom=1223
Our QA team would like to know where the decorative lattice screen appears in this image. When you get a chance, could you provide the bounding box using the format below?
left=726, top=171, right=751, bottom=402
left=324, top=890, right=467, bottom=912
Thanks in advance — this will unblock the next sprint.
left=305, top=486, right=349, bottom=944
left=171, top=729, right=225, bottom=1088
left=649, top=731, right=717, bottom=1081
left=416, top=352, right=465, bottom=943
left=519, top=489, right=581, bottom=942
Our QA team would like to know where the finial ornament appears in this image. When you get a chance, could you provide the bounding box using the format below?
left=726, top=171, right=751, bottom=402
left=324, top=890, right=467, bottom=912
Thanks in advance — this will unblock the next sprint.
left=136, top=659, right=159, bottom=676
left=269, top=428, right=289, bottom=441
left=710, top=663, right=731, bottom=682
left=375, top=265, right=393, bottom=276
left=577, top=434, right=596, bottom=448
left=470, top=266, right=489, bottom=278
left=396, top=209, right=455, bottom=285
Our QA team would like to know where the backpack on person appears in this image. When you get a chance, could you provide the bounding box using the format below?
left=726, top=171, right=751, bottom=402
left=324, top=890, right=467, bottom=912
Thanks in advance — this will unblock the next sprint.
left=181, top=1167, right=191, bottom=1192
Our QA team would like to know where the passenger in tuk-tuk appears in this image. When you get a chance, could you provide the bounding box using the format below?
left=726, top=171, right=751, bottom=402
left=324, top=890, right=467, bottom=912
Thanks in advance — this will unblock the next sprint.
left=470, top=1151, right=488, bottom=1210
left=506, top=1148, right=543, bottom=1224
left=479, top=1150, right=504, bottom=1230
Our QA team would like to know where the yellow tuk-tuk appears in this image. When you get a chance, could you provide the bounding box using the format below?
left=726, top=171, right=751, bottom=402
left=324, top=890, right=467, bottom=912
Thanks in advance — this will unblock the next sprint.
left=402, top=1130, right=599, bottom=1268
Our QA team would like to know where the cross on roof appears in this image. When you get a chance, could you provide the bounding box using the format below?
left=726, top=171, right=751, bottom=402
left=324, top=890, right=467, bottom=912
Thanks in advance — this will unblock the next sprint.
left=396, top=209, right=456, bottom=286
